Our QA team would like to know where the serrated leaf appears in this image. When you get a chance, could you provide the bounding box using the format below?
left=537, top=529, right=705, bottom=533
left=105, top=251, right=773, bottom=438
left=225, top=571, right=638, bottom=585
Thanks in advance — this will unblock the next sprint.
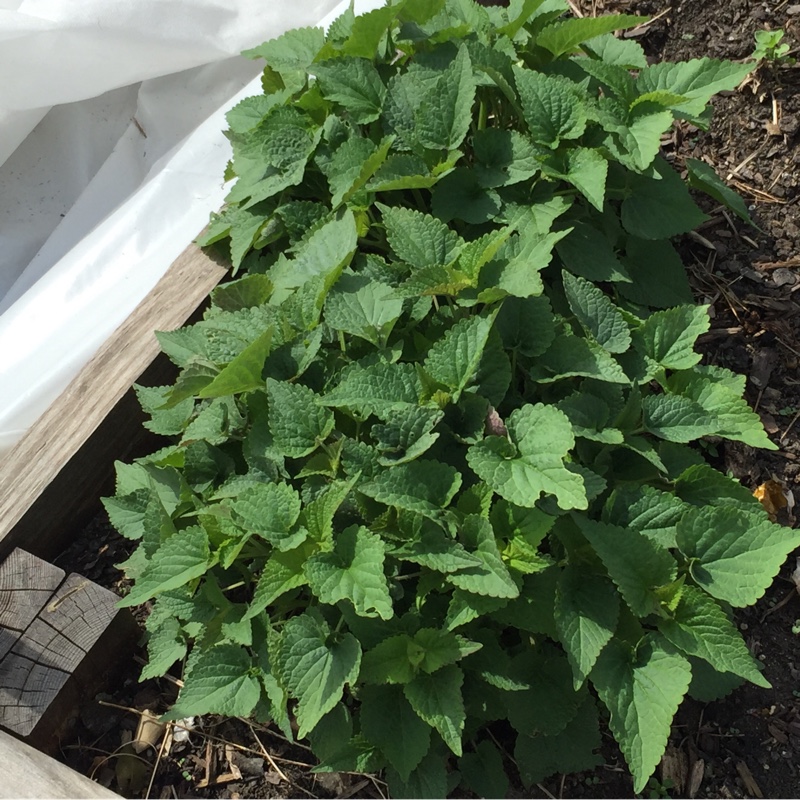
left=473, top=127, right=541, bottom=188
left=642, top=394, right=713, bottom=443
left=658, top=585, right=768, bottom=687
left=686, top=158, right=753, bottom=225
left=385, top=750, right=447, bottom=800
left=514, top=67, right=586, bottom=148
left=313, top=58, right=387, bottom=124
left=676, top=505, right=800, bottom=607
left=141, top=616, right=187, bottom=680
left=403, top=665, right=465, bottom=756
left=575, top=517, right=677, bottom=617
left=381, top=204, right=463, bottom=270
left=164, top=645, right=260, bottom=719
left=103, top=490, right=151, bottom=541
left=373, top=406, right=443, bottom=466
left=274, top=611, right=361, bottom=738
left=583, top=33, right=647, bottom=68
left=423, top=310, right=498, bottom=401
left=416, top=45, right=476, bottom=151
left=267, top=378, right=334, bottom=458
left=246, top=541, right=315, bottom=619
left=536, top=15, right=644, bottom=57
left=639, top=306, right=709, bottom=370
left=515, top=694, right=602, bottom=787
left=119, top=527, right=210, bottom=607
left=621, top=157, right=708, bottom=239
left=323, top=361, right=421, bottom=419
left=359, top=684, right=431, bottom=780
left=563, top=271, right=631, bottom=353
left=360, top=460, right=462, bottom=517
left=325, top=274, right=403, bottom=346
left=448, top=516, right=519, bottom=599
left=198, top=327, right=273, bottom=398
left=533, top=332, right=630, bottom=384
left=564, top=147, right=608, bottom=211
left=467, top=404, right=587, bottom=510
left=591, top=636, right=692, bottom=794
left=305, top=525, right=393, bottom=619
left=230, top=481, right=303, bottom=551
left=556, top=221, right=631, bottom=283
left=674, top=463, right=759, bottom=511
left=496, top=295, right=556, bottom=357
left=243, top=25, right=324, bottom=73
left=393, top=526, right=483, bottom=574
left=555, top=568, right=620, bottom=689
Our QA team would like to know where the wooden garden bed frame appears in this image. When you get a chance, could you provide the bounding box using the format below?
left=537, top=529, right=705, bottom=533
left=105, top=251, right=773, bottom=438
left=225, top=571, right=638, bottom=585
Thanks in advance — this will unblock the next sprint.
left=0, top=241, right=227, bottom=798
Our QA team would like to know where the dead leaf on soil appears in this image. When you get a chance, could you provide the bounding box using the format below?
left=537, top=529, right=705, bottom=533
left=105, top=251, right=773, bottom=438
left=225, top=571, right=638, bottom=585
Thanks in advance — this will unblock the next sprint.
left=753, top=479, right=789, bottom=519
left=688, top=758, right=705, bottom=799
left=660, top=745, right=688, bottom=794
left=735, top=761, right=764, bottom=799
left=132, top=708, right=166, bottom=754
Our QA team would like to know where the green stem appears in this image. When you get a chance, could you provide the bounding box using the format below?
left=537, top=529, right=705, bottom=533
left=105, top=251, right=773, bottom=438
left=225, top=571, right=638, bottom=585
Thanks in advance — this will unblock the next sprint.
left=478, top=94, right=488, bottom=131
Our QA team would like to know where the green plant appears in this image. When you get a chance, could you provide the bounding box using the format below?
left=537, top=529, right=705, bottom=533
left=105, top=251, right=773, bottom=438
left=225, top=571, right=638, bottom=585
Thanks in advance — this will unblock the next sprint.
left=105, top=1, right=800, bottom=796
left=752, top=28, right=795, bottom=65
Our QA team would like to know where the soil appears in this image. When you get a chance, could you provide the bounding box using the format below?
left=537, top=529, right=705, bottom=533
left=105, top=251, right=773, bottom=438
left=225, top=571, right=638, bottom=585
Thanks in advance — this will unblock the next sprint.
left=48, top=1, right=800, bottom=798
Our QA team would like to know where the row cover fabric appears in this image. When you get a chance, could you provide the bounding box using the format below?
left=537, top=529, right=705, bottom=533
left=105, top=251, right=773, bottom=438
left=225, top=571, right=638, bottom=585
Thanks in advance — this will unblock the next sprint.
left=0, top=0, right=385, bottom=455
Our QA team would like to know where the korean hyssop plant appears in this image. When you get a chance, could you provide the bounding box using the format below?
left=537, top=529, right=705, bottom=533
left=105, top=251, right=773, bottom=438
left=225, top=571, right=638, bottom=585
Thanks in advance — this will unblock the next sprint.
left=105, top=1, right=800, bottom=795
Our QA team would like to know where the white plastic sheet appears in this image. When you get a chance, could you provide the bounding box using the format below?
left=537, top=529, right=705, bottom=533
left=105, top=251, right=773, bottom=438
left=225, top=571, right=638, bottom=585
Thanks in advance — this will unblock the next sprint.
left=0, top=0, right=385, bottom=455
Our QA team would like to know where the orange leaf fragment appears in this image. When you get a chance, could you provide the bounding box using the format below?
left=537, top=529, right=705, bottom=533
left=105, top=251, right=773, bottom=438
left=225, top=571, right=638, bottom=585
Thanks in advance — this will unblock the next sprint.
left=753, top=479, right=788, bottom=519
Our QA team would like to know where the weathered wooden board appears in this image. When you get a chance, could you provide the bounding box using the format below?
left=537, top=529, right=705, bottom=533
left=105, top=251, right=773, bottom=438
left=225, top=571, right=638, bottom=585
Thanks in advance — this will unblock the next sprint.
left=0, top=729, right=119, bottom=799
left=0, top=242, right=227, bottom=562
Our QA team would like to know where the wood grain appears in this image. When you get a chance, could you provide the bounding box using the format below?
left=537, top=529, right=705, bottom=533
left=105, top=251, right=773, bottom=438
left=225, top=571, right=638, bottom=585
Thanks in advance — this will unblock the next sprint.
left=0, top=242, right=227, bottom=561
left=0, top=572, right=120, bottom=737
left=0, top=729, right=119, bottom=799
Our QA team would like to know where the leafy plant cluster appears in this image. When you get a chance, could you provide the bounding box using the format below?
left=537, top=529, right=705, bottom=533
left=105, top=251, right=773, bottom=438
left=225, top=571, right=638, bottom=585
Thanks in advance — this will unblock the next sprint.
left=105, top=0, right=800, bottom=795
left=752, top=28, right=795, bottom=65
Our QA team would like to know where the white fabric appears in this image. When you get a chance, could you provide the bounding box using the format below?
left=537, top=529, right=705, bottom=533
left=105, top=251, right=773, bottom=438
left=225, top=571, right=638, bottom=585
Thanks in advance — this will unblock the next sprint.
left=0, top=0, right=386, bottom=455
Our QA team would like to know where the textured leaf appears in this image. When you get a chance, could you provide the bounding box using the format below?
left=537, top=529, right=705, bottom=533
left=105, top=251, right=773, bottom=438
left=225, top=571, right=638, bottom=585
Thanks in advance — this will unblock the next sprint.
left=165, top=645, right=260, bottom=719
left=404, top=665, right=465, bottom=755
left=230, top=481, right=303, bottom=551
left=536, top=15, right=644, bottom=57
left=473, top=128, right=541, bottom=188
left=385, top=750, right=447, bottom=800
left=658, top=586, right=769, bottom=686
left=642, top=394, right=714, bottom=443
left=686, top=158, right=753, bottom=225
left=313, top=58, right=387, bottom=124
left=267, top=378, right=334, bottom=457
left=533, top=333, right=630, bottom=384
left=556, top=221, right=631, bottom=283
left=381, top=205, right=463, bottom=270
left=515, top=694, right=602, bottom=787
left=639, top=306, right=709, bottom=370
left=243, top=26, right=324, bottom=74
left=447, top=516, right=519, bottom=599
left=496, top=295, right=556, bottom=357
left=423, top=310, right=498, bottom=401
left=141, top=616, right=187, bottom=680
left=563, top=146, right=608, bottom=211
left=563, top=271, right=631, bottom=353
left=274, top=611, right=361, bottom=738
left=555, top=568, right=620, bottom=688
left=393, top=526, right=483, bottom=574
left=360, top=460, right=462, bottom=517
left=359, top=685, right=431, bottom=780
left=305, top=525, right=393, bottom=619
left=575, top=517, right=677, bottom=617
left=583, top=33, right=647, bottom=68
left=198, top=327, right=273, bottom=398
left=246, top=542, right=314, bottom=619
left=325, top=274, right=403, bottom=346
left=323, top=361, right=421, bottom=419
left=119, top=527, right=210, bottom=607
left=591, top=636, right=692, bottom=793
left=676, top=505, right=800, bottom=607
left=621, top=238, right=693, bottom=308
left=459, top=740, right=509, bottom=799
left=514, top=67, right=586, bottom=148
left=467, top=404, right=587, bottom=510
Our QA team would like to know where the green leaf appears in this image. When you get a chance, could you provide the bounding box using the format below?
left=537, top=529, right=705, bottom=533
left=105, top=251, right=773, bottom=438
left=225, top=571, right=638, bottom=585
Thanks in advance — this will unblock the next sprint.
left=119, top=527, right=210, bottom=607
left=658, top=586, right=769, bottom=687
left=381, top=204, right=463, bottom=270
left=403, top=664, right=465, bottom=756
left=473, top=128, right=541, bottom=188
left=447, top=516, right=519, bottom=599
left=535, top=15, right=644, bottom=57
left=636, top=58, right=753, bottom=117
left=575, top=517, right=677, bottom=617
left=305, top=525, right=393, bottom=619
left=591, top=636, right=692, bottom=794
left=385, top=750, right=447, bottom=800
left=533, top=333, right=630, bottom=384
left=246, top=541, right=314, bottom=619
left=621, top=238, right=693, bottom=308
left=393, top=526, right=483, bottom=574
left=555, top=567, right=620, bottom=689
left=514, top=67, right=586, bottom=148
left=686, top=158, right=754, bottom=225
left=359, top=684, right=431, bottom=780
left=642, top=394, right=713, bottom=443
left=230, top=481, right=303, bottom=551
left=243, top=25, right=324, bottom=73
left=556, top=221, right=631, bottom=284
left=323, top=361, right=421, bottom=419
left=416, top=45, right=476, bottom=151
left=141, top=616, right=187, bottom=680
left=638, top=306, right=709, bottom=370
left=583, top=33, right=647, bottom=68
left=423, top=310, right=498, bottom=401
left=459, top=740, right=509, bottom=799
left=338, top=5, right=396, bottom=59
left=515, top=694, right=602, bottom=787
left=563, top=271, right=631, bottom=353
left=676, top=505, right=800, bottom=607
left=198, top=327, right=273, bottom=398
left=267, top=378, right=334, bottom=457
left=313, top=58, right=386, bottom=124
left=621, top=157, right=707, bottom=239
left=496, top=295, right=556, bottom=357
left=467, top=404, right=587, bottom=510
left=274, top=611, right=361, bottom=738
left=325, top=274, right=403, bottom=346
left=562, top=147, right=608, bottom=211
left=164, top=645, right=260, bottom=719
left=360, top=460, right=462, bottom=517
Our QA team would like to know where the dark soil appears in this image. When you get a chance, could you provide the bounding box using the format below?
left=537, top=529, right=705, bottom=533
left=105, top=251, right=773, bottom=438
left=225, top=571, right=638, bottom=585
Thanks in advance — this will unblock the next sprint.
left=50, top=1, right=800, bottom=797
